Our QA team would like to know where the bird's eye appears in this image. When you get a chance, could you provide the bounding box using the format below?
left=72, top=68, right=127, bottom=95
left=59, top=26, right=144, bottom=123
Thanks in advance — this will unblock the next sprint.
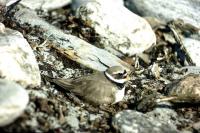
left=123, top=70, right=127, bottom=74
left=117, top=72, right=122, bottom=76
left=117, top=73, right=123, bottom=77
left=117, top=72, right=127, bottom=78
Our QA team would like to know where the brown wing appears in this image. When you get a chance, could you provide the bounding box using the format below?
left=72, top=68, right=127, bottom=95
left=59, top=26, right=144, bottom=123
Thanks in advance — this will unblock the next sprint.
left=51, top=78, right=75, bottom=90
left=44, top=75, right=75, bottom=90
left=71, top=73, right=117, bottom=105
left=50, top=72, right=117, bottom=105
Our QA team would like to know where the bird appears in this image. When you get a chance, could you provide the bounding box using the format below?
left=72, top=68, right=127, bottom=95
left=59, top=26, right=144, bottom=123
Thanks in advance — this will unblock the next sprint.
left=45, top=66, right=131, bottom=105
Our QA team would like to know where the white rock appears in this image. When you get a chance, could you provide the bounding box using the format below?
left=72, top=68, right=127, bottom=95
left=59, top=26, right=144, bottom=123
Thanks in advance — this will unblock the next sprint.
left=183, top=37, right=200, bottom=66
left=71, top=0, right=124, bottom=11
left=12, top=8, right=133, bottom=72
left=0, top=23, right=41, bottom=87
left=0, top=79, right=29, bottom=127
left=76, top=1, right=156, bottom=56
left=20, top=0, right=71, bottom=10
left=0, top=23, right=5, bottom=33
left=65, top=115, right=79, bottom=129
left=126, top=0, right=200, bottom=28
left=0, top=0, right=19, bottom=6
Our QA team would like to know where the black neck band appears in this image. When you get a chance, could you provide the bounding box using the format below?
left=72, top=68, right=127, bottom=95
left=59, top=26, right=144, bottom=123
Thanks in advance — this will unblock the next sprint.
left=104, top=72, right=125, bottom=89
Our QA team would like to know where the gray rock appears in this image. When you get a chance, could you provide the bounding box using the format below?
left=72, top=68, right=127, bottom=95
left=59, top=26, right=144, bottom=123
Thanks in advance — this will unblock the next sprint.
left=125, top=0, right=200, bottom=28
left=147, top=102, right=179, bottom=126
left=113, top=110, right=179, bottom=133
left=12, top=8, right=133, bottom=72
left=20, top=0, right=71, bottom=10
left=76, top=1, right=156, bottom=56
left=0, top=23, right=41, bottom=87
left=0, top=79, right=29, bottom=127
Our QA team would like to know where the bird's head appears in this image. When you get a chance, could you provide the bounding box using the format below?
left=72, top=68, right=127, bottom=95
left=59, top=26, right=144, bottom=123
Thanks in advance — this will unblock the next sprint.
left=104, top=66, right=130, bottom=84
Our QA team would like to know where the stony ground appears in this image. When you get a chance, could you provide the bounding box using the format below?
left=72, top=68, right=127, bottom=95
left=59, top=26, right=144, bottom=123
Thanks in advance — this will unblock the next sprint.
left=0, top=4, right=200, bottom=133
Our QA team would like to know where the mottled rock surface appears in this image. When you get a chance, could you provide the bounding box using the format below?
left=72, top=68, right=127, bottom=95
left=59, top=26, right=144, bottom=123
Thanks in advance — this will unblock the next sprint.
left=0, top=23, right=41, bottom=87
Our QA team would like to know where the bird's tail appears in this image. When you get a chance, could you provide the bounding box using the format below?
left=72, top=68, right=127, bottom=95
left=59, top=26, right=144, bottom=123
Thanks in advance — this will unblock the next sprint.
left=43, top=75, right=75, bottom=90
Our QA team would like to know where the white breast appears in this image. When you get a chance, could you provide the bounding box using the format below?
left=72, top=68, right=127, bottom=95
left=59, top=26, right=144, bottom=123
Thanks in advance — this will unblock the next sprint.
left=114, top=87, right=125, bottom=104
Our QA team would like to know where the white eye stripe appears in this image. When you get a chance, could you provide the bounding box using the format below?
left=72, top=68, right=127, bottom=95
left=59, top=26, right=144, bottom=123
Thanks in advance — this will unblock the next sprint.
left=112, top=71, right=121, bottom=75
left=113, top=71, right=127, bottom=75
left=105, top=72, right=127, bottom=84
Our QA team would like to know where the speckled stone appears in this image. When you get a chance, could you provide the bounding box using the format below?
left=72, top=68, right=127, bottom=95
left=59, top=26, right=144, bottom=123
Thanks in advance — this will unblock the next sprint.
left=113, top=110, right=179, bottom=133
